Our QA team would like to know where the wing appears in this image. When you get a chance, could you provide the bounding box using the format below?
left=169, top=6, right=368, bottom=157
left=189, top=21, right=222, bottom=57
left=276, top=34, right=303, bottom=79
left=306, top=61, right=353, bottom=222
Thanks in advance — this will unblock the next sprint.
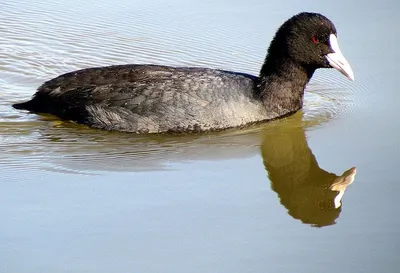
left=27, top=64, right=258, bottom=132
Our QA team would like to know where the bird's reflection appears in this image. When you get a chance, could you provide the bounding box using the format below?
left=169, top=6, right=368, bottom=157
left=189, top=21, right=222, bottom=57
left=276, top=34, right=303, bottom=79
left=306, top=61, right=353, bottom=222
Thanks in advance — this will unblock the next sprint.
left=260, top=114, right=356, bottom=227
left=6, top=112, right=356, bottom=227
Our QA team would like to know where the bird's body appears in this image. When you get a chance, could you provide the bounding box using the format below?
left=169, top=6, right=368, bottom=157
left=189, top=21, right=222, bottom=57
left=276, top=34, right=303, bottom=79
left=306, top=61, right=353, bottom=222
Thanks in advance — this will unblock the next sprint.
left=13, top=12, right=354, bottom=133
left=28, top=65, right=267, bottom=133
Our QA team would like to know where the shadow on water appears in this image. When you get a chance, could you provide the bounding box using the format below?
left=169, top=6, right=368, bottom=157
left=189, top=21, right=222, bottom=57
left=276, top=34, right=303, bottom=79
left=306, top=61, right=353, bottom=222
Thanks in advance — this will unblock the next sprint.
left=261, top=113, right=356, bottom=227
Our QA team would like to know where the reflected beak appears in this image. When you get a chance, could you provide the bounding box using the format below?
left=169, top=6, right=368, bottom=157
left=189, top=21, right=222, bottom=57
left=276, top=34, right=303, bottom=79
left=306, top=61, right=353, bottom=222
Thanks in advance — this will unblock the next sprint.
left=326, top=34, right=355, bottom=81
left=330, top=167, right=357, bottom=209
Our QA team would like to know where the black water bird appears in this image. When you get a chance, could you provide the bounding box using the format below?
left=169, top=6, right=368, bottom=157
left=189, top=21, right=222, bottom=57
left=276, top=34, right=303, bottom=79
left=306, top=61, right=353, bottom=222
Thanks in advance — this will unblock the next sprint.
left=13, top=12, right=354, bottom=133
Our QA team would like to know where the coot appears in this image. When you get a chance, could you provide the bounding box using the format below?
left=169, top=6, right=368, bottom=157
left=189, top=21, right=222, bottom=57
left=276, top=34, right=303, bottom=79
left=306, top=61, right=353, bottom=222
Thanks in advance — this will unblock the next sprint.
left=13, top=12, right=354, bottom=133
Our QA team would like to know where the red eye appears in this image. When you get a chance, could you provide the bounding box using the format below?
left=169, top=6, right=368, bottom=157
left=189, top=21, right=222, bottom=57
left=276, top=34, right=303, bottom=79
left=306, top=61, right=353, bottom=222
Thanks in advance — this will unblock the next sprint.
left=312, top=36, right=319, bottom=44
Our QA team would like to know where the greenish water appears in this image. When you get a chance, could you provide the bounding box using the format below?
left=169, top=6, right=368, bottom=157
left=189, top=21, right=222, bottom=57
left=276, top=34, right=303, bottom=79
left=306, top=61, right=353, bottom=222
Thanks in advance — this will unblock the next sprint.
left=1, top=0, right=399, bottom=272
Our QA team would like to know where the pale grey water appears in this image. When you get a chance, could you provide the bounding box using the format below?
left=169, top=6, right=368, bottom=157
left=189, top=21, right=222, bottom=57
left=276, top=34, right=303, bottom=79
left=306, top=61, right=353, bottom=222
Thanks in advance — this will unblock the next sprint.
left=1, top=0, right=399, bottom=272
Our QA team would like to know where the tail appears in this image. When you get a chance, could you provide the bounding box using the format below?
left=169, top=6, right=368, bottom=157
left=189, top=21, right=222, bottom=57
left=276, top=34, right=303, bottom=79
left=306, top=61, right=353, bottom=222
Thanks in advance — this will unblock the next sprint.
left=12, top=99, right=38, bottom=111
left=13, top=94, right=52, bottom=113
left=13, top=93, right=57, bottom=113
left=13, top=95, right=88, bottom=123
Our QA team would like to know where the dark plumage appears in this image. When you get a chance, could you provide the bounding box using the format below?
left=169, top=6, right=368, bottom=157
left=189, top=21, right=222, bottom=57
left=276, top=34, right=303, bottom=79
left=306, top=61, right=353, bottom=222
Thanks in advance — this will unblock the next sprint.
left=13, top=12, right=354, bottom=133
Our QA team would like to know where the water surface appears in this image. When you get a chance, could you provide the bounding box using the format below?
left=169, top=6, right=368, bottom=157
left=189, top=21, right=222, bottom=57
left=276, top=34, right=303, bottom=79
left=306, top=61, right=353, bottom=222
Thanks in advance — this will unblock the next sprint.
left=1, top=0, right=399, bottom=272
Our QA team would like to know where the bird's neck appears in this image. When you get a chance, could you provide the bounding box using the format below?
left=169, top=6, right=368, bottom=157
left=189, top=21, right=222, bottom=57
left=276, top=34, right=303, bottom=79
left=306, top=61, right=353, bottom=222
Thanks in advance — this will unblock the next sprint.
left=257, top=58, right=315, bottom=119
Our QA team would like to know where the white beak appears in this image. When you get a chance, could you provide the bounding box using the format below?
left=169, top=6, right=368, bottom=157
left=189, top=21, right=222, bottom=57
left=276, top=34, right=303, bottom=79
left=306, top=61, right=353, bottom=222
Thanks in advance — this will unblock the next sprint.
left=326, top=34, right=354, bottom=81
